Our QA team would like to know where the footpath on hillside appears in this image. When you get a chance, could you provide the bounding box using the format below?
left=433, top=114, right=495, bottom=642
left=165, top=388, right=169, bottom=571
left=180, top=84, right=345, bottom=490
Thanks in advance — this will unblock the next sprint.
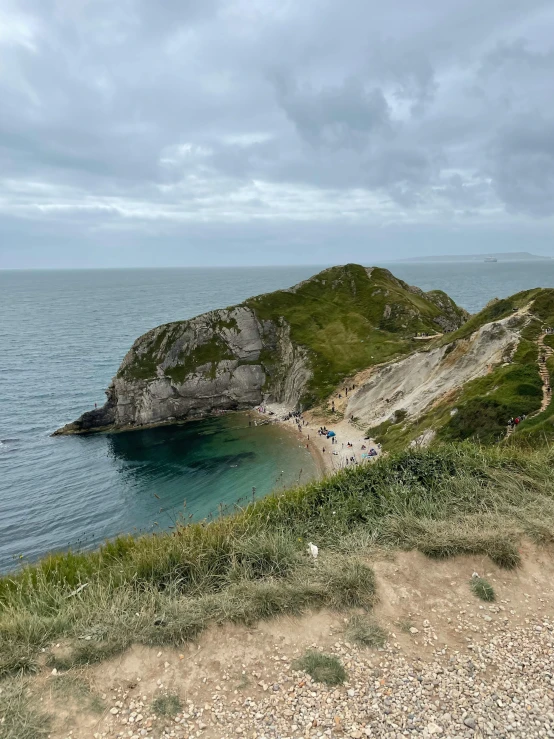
left=506, top=331, right=553, bottom=438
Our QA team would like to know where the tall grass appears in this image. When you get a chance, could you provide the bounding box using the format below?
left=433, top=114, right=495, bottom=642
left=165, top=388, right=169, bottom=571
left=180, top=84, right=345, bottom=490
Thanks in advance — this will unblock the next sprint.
left=0, top=677, right=51, bottom=739
left=2, top=443, right=554, bottom=678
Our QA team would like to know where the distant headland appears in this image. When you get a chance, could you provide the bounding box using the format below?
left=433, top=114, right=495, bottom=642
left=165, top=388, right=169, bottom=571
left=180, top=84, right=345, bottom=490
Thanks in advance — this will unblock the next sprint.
left=397, top=252, right=552, bottom=263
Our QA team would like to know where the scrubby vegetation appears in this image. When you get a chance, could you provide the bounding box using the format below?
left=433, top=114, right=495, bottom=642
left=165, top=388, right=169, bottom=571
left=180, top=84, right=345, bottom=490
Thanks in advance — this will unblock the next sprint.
left=152, top=693, right=182, bottom=717
left=0, top=677, right=51, bottom=739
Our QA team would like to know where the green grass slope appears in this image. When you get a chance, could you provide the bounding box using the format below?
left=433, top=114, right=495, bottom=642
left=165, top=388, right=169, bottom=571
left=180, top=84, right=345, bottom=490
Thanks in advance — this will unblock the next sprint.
left=2, top=443, right=554, bottom=681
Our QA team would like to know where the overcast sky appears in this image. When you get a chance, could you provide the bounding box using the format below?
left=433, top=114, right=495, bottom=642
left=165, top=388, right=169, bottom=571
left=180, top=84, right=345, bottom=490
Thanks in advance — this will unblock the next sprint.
left=1, top=0, right=554, bottom=268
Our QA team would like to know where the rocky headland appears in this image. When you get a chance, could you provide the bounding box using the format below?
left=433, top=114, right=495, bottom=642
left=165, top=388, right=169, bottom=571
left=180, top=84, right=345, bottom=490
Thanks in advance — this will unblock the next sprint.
left=54, top=264, right=467, bottom=435
left=55, top=263, right=554, bottom=450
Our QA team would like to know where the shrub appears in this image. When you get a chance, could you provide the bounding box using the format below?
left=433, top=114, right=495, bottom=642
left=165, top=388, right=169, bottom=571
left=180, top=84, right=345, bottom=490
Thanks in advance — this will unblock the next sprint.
left=318, top=559, right=376, bottom=609
left=293, top=651, right=347, bottom=686
left=440, top=398, right=510, bottom=443
left=471, top=577, right=495, bottom=602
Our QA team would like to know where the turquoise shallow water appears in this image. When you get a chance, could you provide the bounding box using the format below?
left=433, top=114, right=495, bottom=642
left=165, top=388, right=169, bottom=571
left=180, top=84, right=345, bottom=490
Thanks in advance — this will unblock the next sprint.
left=3, top=260, right=554, bottom=572
left=0, top=267, right=320, bottom=572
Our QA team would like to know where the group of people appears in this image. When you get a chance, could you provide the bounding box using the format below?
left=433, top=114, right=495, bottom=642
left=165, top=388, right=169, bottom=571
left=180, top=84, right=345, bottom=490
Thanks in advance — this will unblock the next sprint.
left=336, top=384, right=356, bottom=401
left=508, top=415, right=526, bottom=429
left=284, top=410, right=303, bottom=422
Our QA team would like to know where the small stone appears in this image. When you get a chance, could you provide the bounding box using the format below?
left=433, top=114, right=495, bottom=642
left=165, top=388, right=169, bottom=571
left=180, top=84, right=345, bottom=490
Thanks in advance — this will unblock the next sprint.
left=427, top=723, right=442, bottom=735
left=464, top=717, right=477, bottom=730
left=409, top=627, right=419, bottom=634
left=110, top=707, right=119, bottom=715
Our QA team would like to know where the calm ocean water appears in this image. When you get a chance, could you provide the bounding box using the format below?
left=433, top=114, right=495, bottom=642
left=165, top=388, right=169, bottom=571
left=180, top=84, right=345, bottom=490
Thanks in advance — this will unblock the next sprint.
left=2, top=260, right=554, bottom=572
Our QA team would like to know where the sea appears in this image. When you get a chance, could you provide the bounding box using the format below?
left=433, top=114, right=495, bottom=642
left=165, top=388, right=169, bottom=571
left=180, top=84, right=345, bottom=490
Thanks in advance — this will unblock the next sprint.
left=2, top=260, right=554, bottom=573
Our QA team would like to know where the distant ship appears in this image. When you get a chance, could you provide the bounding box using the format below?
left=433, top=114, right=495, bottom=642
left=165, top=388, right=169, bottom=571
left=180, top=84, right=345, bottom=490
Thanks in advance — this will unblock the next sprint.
left=484, top=257, right=498, bottom=262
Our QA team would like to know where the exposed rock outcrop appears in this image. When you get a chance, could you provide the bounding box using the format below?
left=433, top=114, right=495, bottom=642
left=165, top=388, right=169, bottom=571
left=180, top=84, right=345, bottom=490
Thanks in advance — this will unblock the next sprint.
left=56, top=307, right=310, bottom=434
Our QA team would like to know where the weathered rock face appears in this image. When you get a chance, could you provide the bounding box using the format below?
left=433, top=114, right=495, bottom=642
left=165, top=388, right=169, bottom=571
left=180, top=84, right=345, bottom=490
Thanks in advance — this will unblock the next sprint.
left=346, top=313, right=523, bottom=429
left=55, top=306, right=310, bottom=434
left=55, top=264, right=469, bottom=435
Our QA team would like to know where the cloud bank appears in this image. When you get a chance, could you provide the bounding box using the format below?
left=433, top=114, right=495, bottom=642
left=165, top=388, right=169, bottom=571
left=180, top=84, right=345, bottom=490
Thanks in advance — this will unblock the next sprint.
left=1, top=0, right=554, bottom=266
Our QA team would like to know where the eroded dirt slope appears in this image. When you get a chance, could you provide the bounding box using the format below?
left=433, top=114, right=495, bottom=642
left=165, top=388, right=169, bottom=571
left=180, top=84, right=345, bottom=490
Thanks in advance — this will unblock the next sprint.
left=37, top=543, right=554, bottom=739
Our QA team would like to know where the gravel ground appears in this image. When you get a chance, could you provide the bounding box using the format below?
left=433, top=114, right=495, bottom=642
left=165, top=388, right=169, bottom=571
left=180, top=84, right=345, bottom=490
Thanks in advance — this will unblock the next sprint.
left=95, top=613, right=554, bottom=739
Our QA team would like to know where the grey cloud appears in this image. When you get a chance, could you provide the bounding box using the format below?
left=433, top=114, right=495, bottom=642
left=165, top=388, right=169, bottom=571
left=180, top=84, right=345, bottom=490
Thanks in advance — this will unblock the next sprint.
left=489, top=118, right=554, bottom=216
left=272, top=74, right=391, bottom=149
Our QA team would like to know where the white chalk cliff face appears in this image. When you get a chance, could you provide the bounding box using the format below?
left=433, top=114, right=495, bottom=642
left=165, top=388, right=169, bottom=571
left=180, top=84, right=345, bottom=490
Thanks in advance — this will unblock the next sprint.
left=56, top=306, right=310, bottom=434
left=346, top=314, right=522, bottom=428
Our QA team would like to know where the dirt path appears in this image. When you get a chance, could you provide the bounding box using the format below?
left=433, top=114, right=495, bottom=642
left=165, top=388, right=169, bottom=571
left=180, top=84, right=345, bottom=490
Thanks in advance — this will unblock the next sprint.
left=506, top=332, right=553, bottom=438
left=37, top=543, right=554, bottom=739
left=533, top=333, right=554, bottom=415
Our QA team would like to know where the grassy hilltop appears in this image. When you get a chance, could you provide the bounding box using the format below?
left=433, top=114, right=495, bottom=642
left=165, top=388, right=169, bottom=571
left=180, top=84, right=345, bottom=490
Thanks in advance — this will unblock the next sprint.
left=244, top=264, right=467, bottom=402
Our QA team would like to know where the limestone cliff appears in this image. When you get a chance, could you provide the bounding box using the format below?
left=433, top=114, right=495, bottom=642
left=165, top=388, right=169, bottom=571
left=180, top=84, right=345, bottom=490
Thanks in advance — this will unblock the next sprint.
left=55, top=264, right=468, bottom=434
left=346, top=312, right=523, bottom=428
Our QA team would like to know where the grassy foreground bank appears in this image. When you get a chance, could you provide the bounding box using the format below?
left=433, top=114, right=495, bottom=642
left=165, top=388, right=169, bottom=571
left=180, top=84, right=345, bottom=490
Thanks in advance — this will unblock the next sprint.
left=2, top=443, right=554, bottom=682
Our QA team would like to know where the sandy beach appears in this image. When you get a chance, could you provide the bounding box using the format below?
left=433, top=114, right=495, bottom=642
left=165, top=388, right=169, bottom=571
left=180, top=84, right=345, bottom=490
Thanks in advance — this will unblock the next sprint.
left=254, top=384, right=381, bottom=478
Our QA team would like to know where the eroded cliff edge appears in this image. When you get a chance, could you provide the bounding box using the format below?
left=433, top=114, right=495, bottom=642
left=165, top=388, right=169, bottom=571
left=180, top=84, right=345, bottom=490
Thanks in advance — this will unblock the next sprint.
left=55, top=264, right=468, bottom=434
